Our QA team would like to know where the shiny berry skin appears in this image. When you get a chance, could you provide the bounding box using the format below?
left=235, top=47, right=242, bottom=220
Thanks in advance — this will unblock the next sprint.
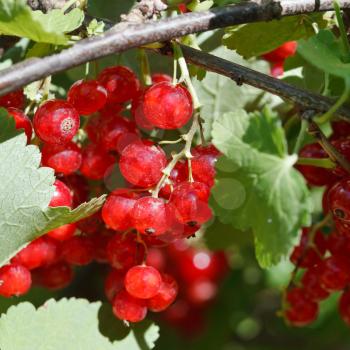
left=47, top=223, right=77, bottom=241
left=49, top=180, right=73, bottom=208
left=7, top=108, right=32, bottom=142
left=296, top=143, right=338, bottom=186
left=119, top=140, right=167, bottom=188
left=339, top=290, right=350, bottom=326
left=106, top=234, right=144, bottom=271
left=11, top=236, right=59, bottom=270
left=112, top=289, right=147, bottom=323
left=99, top=116, right=137, bottom=152
left=301, top=266, right=330, bottom=301
left=170, top=181, right=212, bottom=226
left=131, top=92, right=154, bottom=131
left=116, top=132, right=140, bottom=154
left=102, top=190, right=137, bottom=231
left=125, top=265, right=162, bottom=299
left=262, top=41, right=297, bottom=63
left=98, top=66, right=140, bottom=104
left=104, top=269, right=125, bottom=302
left=61, top=236, right=94, bottom=266
left=0, top=264, right=31, bottom=297
left=34, top=262, right=73, bottom=290
left=147, top=274, right=178, bottom=312
left=132, top=197, right=174, bottom=236
left=33, top=100, right=80, bottom=145
left=328, top=179, right=350, bottom=221
left=151, top=73, right=172, bottom=84
left=0, top=89, right=24, bottom=109
left=143, top=82, right=193, bottom=129
left=67, top=79, right=107, bottom=115
left=319, top=255, right=350, bottom=291
left=80, top=143, right=115, bottom=180
left=284, top=287, right=318, bottom=327
left=41, top=142, right=82, bottom=175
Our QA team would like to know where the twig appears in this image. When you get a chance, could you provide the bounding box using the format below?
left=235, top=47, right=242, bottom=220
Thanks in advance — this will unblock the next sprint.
left=2, top=0, right=350, bottom=96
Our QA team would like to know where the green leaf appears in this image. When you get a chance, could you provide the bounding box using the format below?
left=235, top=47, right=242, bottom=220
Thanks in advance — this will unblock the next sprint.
left=0, top=134, right=105, bottom=267
left=0, top=0, right=84, bottom=45
left=187, top=0, right=214, bottom=12
left=86, top=19, right=105, bottom=36
left=0, top=108, right=21, bottom=143
left=223, top=14, right=327, bottom=59
left=0, top=298, right=159, bottom=350
left=298, top=29, right=350, bottom=79
left=211, top=109, right=312, bottom=267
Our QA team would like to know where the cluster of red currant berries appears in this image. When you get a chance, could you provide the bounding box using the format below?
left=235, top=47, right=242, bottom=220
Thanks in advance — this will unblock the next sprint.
left=284, top=121, right=350, bottom=327
left=0, top=64, right=222, bottom=324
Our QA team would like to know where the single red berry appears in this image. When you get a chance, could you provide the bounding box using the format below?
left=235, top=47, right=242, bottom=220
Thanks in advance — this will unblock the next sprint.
left=116, top=132, right=140, bottom=154
left=67, top=79, right=107, bottom=115
left=262, top=41, right=297, bottom=63
left=61, top=236, right=94, bottom=266
left=151, top=73, right=172, bottom=84
left=102, top=190, right=137, bottom=231
left=104, top=269, right=125, bottom=302
left=328, top=178, right=350, bottom=221
left=106, top=234, right=144, bottom=271
left=33, top=99, right=80, bottom=144
left=41, top=142, right=82, bottom=175
left=147, top=274, right=178, bottom=312
left=112, top=289, right=147, bottom=323
left=34, top=261, right=73, bottom=290
left=142, top=82, right=193, bottom=129
left=98, top=66, right=140, bottom=104
left=301, top=266, right=330, bottom=301
left=339, top=290, right=350, bottom=326
left=119, top=140, right=167, bottom=188
left=49, top=180, right=73, bottom=208
left=47, top=223, right=77, bottom=241
left=132, top=197, right=174, bottom=236
left=178, top=3, right=187, bottom=13
left=319, top=255, right=350, bottom=291
left=11, top=236, right=59, bottom=270
left=0, top=264, right=31, bottom=297
left=0, top=89, right=24, bottom=109
left=80, top=143, right=115, bottom=180
left=7, top=107, right=32, bottom=142
left=125, top=265, right=162, bottom=299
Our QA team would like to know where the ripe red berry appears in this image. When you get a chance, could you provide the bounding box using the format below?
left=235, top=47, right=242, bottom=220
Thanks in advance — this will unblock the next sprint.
left=0, top=264, right=31, bottom=297
left=33, top=100, right=80, bottom=144
left=0, top=89, right=24, bottom=109
left=132, top=197, right=174, bottom=236
left=142, top=82, right=193, bottom=129
left=319, top=255, right=350, bottom=291
left=7, top=107, right=32, bottom=142
left=80, top=143, right=115, bottom=180
left=131, top=92, right=154, bottom=131
left=262, top=41, right=297, bottom=63
left=112, top=289, right=147, bottom=322
left=339, top=290, right=350, bottom=326
left=98, top=66, right=140, bottom=104
left=102, top=190, right=137, bottom=231
left=67, top=79, right=107, bottom=115
left=119, top=140, right=167, bottom=188
left=11, top=236, right=59, bottom=270
left=49, top=180, right=73, bottom=208
left=104, top=269, right=125, bottom=302
left=106, top=234, right=144, bottom=271
left=41, top=142, right=82, bottom=175
left=331, top=120, right=350, bottom=139
left=34, top=262, right=73, bottom=290
left=327, top=231, right=350, bottom=255
left=125, top=265, right=162, bottom=299
left=301, top=266, right=330, bottom=301
left=328, top=178, right=350, bottom=221
left=147, top=274, right=178, bottom=312
left=47, top=223, right=77, bottom=241
left=151, top=73, right=172, bottom=84
left=61, top=236, right=94, bottom=266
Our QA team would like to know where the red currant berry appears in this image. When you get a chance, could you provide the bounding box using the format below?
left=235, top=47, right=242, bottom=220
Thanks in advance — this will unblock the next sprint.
left=112, top=289, right=147, bottom=323
left=34, top=262, right=73, bottom=290
left=61, top=236, right=94, bottom=266
left=102, top=190, right=137, bottom=231
left=41, top=142, right=82, bottom=175
left=262, top=41, right=297, bottom=63
left=328, top=178, right=350, bottom=221
left=151, top=73, right=172, bottom=84
left=67, top=79, right=107, bottom=115
left=319, top=255, right=350, bottom=291
left=119, top=140, right=167, bottom=188
left=143, top=82, right=193, bottom=129
left=49, top=180, right=73, bottom=208
left=115, top=132, right=140, bottom=154
left=132, top=197, right=174, bottom=236
left=301, top=266, right=330, bottom=301
left=125, top=265, right=162, bottom=299
left=327, top=231, right=350, bottom=255
left=131, top=92, right=154, bottom=131
left=98, top=66, right=140, bottom=104
left=11, top=236, right=59, bottom=270
left=106, top=234, right=144, bottom=271
left=0, top=89, right=24, bottom=109
left=0, top=264, right=31, bottom=297
left=33, top=100, right=80, bottom=144
left=331, top=120, right=350, bottom=139
left=147, top=274, right=178, bottom=312
left=104, top=269, right=125, bottom=302
left=7, top=107, right=32, bottom=142
left=80, top=143, right=115, bottom=180
left=47, top=223, right=77, bottom=241
left=339, top=290, right=350, bottom=326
